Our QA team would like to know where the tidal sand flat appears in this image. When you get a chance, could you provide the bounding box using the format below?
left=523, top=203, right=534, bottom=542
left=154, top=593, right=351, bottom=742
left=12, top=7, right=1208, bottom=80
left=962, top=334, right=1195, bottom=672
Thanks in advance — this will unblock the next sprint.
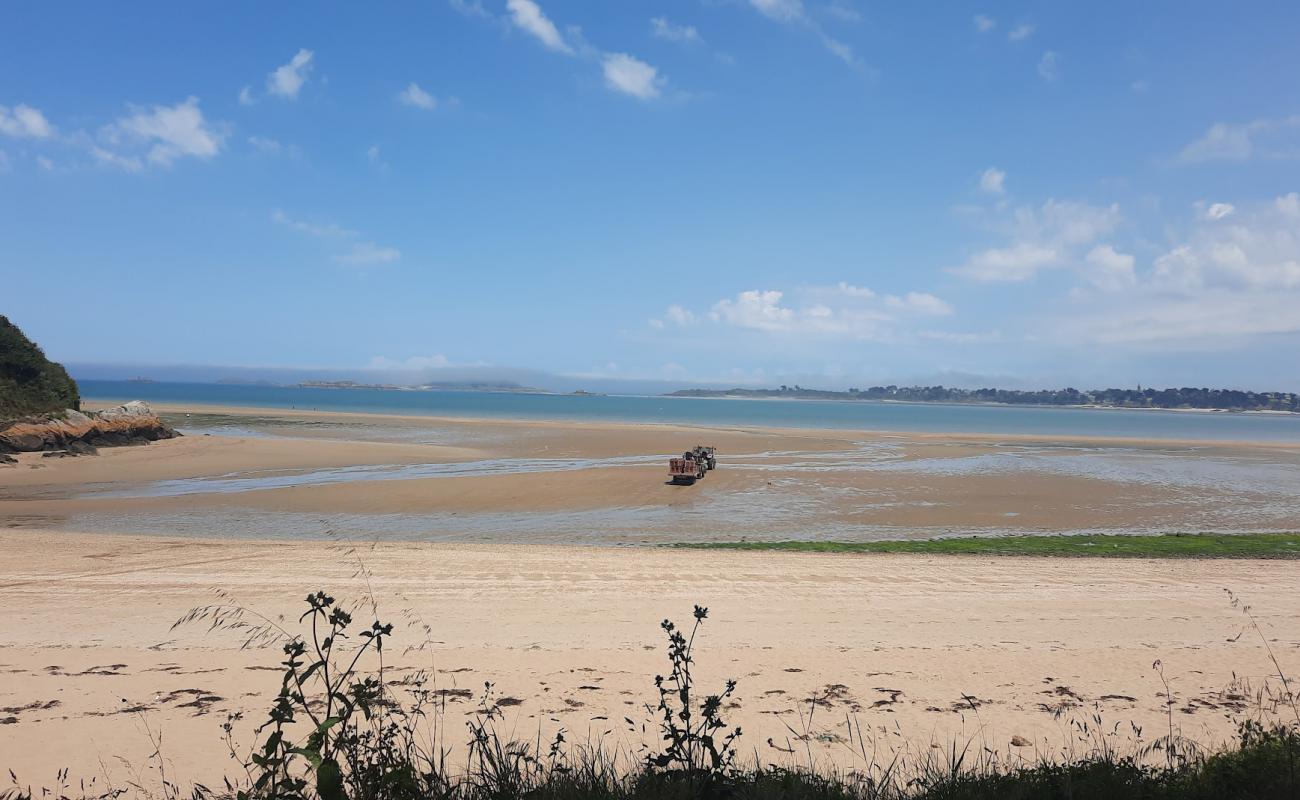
left=3, top=402, right=1299, bottom=543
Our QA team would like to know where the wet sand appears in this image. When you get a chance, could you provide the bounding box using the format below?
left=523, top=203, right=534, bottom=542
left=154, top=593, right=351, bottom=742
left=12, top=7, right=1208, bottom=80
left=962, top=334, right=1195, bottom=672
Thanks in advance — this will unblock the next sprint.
left=4, top=403, right=1299, bottom=541
left=1, top=531, right=1298, bottom=788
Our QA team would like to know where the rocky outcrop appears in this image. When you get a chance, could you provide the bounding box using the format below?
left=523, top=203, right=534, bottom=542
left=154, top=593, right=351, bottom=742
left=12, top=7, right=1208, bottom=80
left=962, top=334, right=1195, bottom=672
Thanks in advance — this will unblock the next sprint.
left=0, top=401, right=180, bottom=454
left=0, top=316, right=79, bottom=418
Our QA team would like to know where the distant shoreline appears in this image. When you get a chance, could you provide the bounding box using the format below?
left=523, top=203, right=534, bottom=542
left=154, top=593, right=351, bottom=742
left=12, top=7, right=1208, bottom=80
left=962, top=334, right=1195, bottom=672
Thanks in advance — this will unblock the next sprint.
left=665, top=391, right=1300, bottom=416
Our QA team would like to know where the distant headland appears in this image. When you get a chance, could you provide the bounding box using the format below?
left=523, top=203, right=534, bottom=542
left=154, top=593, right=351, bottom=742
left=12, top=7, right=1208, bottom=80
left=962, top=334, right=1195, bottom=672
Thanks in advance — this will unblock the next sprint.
left=666, top=385, right=1300, bottom=413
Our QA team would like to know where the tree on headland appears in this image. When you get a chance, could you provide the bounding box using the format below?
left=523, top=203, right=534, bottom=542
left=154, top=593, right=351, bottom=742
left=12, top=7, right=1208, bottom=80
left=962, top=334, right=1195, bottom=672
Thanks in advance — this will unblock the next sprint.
left=0, top=315, right=80, bottom=419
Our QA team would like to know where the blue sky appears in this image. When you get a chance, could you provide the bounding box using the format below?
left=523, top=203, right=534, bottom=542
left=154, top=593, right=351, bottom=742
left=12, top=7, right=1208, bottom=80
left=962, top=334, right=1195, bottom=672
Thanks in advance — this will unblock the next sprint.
left=3, top=1, right=1300, bottom=390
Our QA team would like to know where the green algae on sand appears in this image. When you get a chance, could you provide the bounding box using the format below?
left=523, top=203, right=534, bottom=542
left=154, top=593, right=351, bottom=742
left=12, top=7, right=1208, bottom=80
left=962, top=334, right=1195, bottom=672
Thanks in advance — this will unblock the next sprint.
left=674, top=532, right=1300, bottom=558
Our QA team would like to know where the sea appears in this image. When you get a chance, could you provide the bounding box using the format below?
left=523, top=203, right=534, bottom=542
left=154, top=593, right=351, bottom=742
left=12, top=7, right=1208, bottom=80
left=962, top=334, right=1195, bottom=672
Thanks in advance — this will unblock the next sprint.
left=80, top=380, right=1300, bottom=443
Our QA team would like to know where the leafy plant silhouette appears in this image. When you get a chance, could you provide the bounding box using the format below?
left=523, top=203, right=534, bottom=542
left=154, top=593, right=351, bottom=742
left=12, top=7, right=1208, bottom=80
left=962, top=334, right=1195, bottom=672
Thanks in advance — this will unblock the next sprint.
left=244, top=592, right=392, bottom=800
left=645, top=605, right=742, bottom=789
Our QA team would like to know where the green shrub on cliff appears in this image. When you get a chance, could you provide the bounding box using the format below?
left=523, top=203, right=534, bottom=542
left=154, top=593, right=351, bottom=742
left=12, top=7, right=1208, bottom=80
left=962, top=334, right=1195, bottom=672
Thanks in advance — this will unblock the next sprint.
left=0, top=315, right=80, bottom=419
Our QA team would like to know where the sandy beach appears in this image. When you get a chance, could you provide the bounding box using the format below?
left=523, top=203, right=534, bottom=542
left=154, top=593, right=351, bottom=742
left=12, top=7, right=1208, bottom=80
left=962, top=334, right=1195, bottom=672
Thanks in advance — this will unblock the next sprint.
left=2, top=404, right=1299, bottom=789
left=3, top=531, right=1299, bottom=789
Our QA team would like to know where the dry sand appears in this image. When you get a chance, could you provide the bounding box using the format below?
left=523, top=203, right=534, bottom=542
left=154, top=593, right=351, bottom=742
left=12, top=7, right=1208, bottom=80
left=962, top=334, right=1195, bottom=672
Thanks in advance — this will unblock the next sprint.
left=1, top=531, right=1298, bottom=789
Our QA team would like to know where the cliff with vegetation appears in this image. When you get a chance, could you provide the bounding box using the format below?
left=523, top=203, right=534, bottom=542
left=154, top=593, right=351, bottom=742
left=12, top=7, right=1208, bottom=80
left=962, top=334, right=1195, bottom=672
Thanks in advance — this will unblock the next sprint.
left=669, top=384, right=1300, bottom=412
left=0, top=317, right=179, bottom=457
left=0, top=315, right=80, bottom=418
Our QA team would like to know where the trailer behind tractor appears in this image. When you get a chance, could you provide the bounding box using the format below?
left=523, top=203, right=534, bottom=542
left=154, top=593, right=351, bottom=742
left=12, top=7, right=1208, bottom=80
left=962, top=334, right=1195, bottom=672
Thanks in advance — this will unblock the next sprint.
left=668, top=445, right=717, bottom=485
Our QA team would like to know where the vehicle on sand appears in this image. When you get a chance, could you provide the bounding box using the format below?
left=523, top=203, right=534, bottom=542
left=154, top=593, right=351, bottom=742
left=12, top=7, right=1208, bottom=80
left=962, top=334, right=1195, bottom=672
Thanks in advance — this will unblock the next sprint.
left=669, top=446, right=717, bottom=485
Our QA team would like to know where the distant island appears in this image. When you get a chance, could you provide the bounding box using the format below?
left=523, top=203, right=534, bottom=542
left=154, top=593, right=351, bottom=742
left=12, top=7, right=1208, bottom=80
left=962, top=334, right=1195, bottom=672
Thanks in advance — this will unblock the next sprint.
left=667, top=385, right=1300, bottom=413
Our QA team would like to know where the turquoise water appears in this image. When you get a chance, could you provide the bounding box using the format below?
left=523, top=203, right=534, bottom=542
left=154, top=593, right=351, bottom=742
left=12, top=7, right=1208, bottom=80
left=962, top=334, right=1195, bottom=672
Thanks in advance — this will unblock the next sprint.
left=79, top=380, right=1300, bottom=442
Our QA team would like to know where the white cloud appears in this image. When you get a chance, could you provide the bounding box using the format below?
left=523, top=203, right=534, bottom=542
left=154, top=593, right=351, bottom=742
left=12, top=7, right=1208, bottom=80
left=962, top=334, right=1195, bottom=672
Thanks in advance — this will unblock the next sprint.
left=1130, top=80, right=1149, bottom=94
left=1058, top=194, right=1300, bottom=345
left=1083, top=245, right=1136, bottom=291
left=819, top=34, right=855, bottom=65
left=36, top=155, right=54, bottom=171
left=398, top=82, right=438, bottom=110
left=962, top=198, right=1116, bottom=251
left=1037, top=51, right=1059, bottom=81
left=1007, top=23, right=1034, bottom=41
left=507, top=0, right=572, bottom=54
left=448, top=0, right=489, bottom=17
left=602, top=53, right=665, bottom=100
left=248, top=135, right=283, bottom=155
left=1150, top=199, right=1300, bottom=292
left=665, top=305, right=696, bottom=325
left=1177, top=115, right=1300, bottom=164
left=750, top=0, right=805, bottom=23
left=97, top=97, right=225, bottom=168
left=651, top=304, right=697, bottom=329
left=834, top=282, right=876, bottom=298
left=334, top=242, right=402, bottom=266
left=1204, top=202, right=1235, bottom=220
left=955, top=243, right=1058, bottom=282
left=661, top=283, right=953, bottom=340
left=491, top=1, right=674, bottom=101
left=238, top=86, right=255, bottom=106
left=651, top=17, right=702, bottom=44
left=1019, top=199, right=1121, bottom=246
left=979, top=167, right=1006, bottom=195
left=744, top=0, right=857, bottom=65
left=267, top=49, right=314, bottom=100
left=91, top=147, right=143, bottom=172
left=272, top=210, right=357, bottom=239
left=885, top=292, right=953, bottom=315
left=823, top=1, right=862, bottom=23
left=274, top=211, right=400, bottom=266
left=1181, top=122, right=1261, bottom=162
left=974, top=14, right=995, bottom=33
left=953, top=199, right=1122, bottom=282
left=711, top=290, right=797, bottom=331
left=0, top=104, right=54, bottom=138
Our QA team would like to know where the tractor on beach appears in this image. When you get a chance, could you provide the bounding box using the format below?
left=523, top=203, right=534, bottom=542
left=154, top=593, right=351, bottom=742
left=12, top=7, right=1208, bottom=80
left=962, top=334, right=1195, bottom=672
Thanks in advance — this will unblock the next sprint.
left=668, top=445, right=717, bottom=485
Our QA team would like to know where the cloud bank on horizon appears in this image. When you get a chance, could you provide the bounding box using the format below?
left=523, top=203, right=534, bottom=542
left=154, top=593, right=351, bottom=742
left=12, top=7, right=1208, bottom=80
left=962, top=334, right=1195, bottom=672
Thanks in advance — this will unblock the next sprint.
left=3, top=1, right=1300, bottom=390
